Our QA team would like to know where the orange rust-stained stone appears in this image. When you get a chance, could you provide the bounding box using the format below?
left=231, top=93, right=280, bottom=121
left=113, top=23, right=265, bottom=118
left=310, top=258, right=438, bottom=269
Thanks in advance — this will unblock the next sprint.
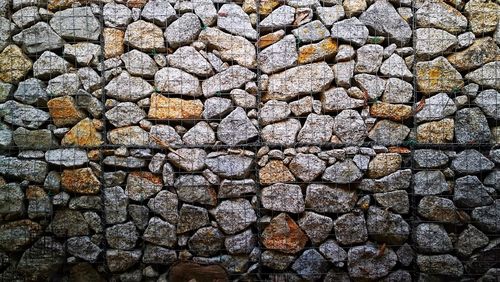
left=370, top=102, right=413, bottom=122
left=103, top=28, right=124, bottom=59
left=298, top=38, right=338, bottom=64
left=257, top=30, right=285, bottom=49
left=48, top=0, right=79, bottom=10
left=148, top=93, right=203, bottom=120
left=127, top=0, right=147, bottom=8
left=262, top=213, right=308, bottom=254
left=61, top=167, right=100, bottom=194
left=61, top=118, right=103, bottom=148
left=259, top=160, right=296, bottom=185
left=26, top=186, right=47, bottom=200
left=415, top=57, right=463, bottom=95
left=259, top=0, right=280, bottom=15
left=47, top=96, right=87, bottom=127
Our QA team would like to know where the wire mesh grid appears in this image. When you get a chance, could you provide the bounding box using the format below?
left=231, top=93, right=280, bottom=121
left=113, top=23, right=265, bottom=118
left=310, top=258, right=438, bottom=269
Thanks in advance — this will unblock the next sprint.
left=0, top=0, right=499, bottom=281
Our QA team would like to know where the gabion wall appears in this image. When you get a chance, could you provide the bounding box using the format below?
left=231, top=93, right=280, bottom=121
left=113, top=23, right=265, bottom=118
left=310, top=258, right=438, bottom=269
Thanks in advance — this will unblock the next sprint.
left=0, top=0, right=499, bottom=280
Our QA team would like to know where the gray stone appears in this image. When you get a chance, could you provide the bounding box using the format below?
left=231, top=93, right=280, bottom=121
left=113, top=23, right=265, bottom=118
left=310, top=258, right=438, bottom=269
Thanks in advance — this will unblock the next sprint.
left=258, top=35, right=297, bottom=74
left=0, top=122, right=11, bottom=149
left=203, top=97, right=232, bottom=119
left=380, top=53, right=413, bottom=79
left=32, top=51, right=69, bottom=80
left=192, top=0, right=217, bottom=26
left=414, top=223, right=453, bottom=253
left=333, top=109, right=367, bottom=145
left=17, top=237, right=65, bottom=281
left=148, top=190, right=178, bottom=224
left=418, top=196, right=460, bottom=223
left=13, top=127, right=57, bottom=150
left=74, top=90, right=103, bottom=118
left=322, top=159, right=363, bottom=183
left=217, top=4, right=257, bottom=40
left=260, top=5, right=295, bottom=29
left=105, top=72, right=153, bottom=101
left=154, top=67, right=201, bottom=97
left=321, top=87, right=365, bottom=111
left=77, top=68, right=101, bottom=92
left=414, top=150, right=449, bottom=168
left=454, top=175, right=493, bottom=208
left=414, top=170, right=448, bottom=196
left=359, top=169, right=411, bottom=192
left=475, top=89, right=500, bottom=120
left=415, top=93, right=457, bottom=123
left=331, top=17, right=369, bottom=46
left=292, top=249, right=329, bottom=280
left=0, top=17, right=12, bottom=52
left=128, top=205, right=149, bottom=230
left=102, top=156, right=146, bottom=168
left=297, top=113, right=334, bottom=144
left=259, top=100, right=290, bottom=125
left=125, top=172, right=163, bottom=201
left=0, top=183, right=24, bottom=216
left=217, top=107, right=258, bottom=145
left=0, top=100, right=50, bottom=129
left=288, top=153, right=326, bottom=182
left=292, top=20, right=330, bottom=42
left=415, top=0, right=467, bottom=34
left=12, top=22, right=64, bottom=54
left=177, top=204, right=210, bottom=234
left=319, top=240, right=347, bottom=265
left=332, top=60, right=355, bottom=88
left=188, top=226, right=224, bottom=257
left=305, top=183, right=357, bottom=213
left=202, top=65, right=256, bottom=97
left=149, top=124, right=183, bottom=149
left=103, top=2, right=131, bottom=27
left=205, top=153, right=253, bottom=178
left=212, top=199, right=257, bottom=234
left=231, top=89, right=256, bottom=108
left=456, top=224, right=489, bottom=257
left=50, top=7, right=100, bottom=40
left=225, top=229, right=256, bottom=254
left=354, top=73, right=386, bottom=100
left=142, top=245, right=177, bottom=265
left=382, top=78, right=413, bottom=103
left=368, top=119, right=410, bottom=145
left=107, top=126, right=149, bottom=146
left=12, top=6, right=39, bottom=28
left=417, top=254, right=464, bottom=277
left=104, top=186, right=128, bottom=224
left=218, top=179, right=256, bottom=198
left=169, top=148, right=206, bottom=172
left=182, top=121, right=216, bottom=145
left=105, top=102, right=145, bottom=128
left=167, top=46, right=213, bottom=77
left=484, top=171, right=500, bottom=191
left=165, top=13, right=201, bottom=47
left=451, top=149, right=494, bottom=174
left=355, top=44, right=383, bottom=74
left=317, top=5, right=345, bottom=26
left=142, top=0, right=176, bottom=26
left=373, top=190, right=409, bottom=214
left=143, top=217, right=176, bottom=247
left=261, top=183, right=305, bottom=213
left=359, top=0, right=411, bottom=46
left=0, top=156, right=47, bottom=183
left=45, top=148, right=88, bottom=167
left=64, top=43, right=101, bottom=66
left=415, top=28, right=457, bottom=58
left=261, top=250, right=296, bottom=271
left=267, top=62, right=333, bottom=101
left=49, top=209, right=89, bottom=237
left=471, top=200, right=500, bottom=233
left=121, top=50, right=158, bottom=78
left=465, top=61, right=500, bottom=90
left=348, top=243, right=397, bottom=280
left=0, top=82, right=13, bottom=103
left=367, top=206, right=409, bottom=244
left=66, top=236, right=102, bottom=262
left=334, top=213, right=368, bottom=245
left=261, top=119, right=301, bottom=146
left=174, top=174, right=216, bottom=206
left=106, top=249, right=141, bottom=273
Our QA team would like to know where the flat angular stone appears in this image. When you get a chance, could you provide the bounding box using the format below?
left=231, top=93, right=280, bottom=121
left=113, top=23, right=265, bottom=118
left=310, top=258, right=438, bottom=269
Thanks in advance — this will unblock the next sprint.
left=262, top=213, right=307, bottom=254
left=472, top=200, right=500, bottom=233
left=414, top=170, right=448, bottom=195
left=260, top=5, right=295, bottom=29
left=348, top=243, right=397, bottom=280
left=154, top=67, right=201, bottom=97
left=331, top=17, right=369, bottom=47
left=454, top=175, right=493, bottom=208
left=416, top=56, right=463, bottom=95
left=417, top=118, right=454, bottom=144
left=105, top=72, right=153, bottom=102
left=12, top=22, right=65, bottom=54
left=368, top=119, right=410, bottom=145
left=297, top=113, right=334, bottom=144
left=415, top=28, right=457, bottom=58
left=261, top=183, right=305, bottom=213
left=32, top=51, right=69, bottom=79
left=448, top=37, right=499, bottom=72
left=61, top=118, right=103, bottom=148
left=217, top=107, right=258, bottom=145
left=125, top=171, right=163, bottom=201
left=212, top=199, right=256, bottom=234
left=121, top=50, right=158, bottom=78
left=380, top=54, right=413, bottom=79
left=305, top=183, right=357, bottom=213
left=415, top=93, right=457, bottom=123
left=0, top=156, right=47, bottom=183
left=465, top=61, right=500, bottom=90
left=258, top=34, right=297, bottom=74
left=288, top=153, right=326, bottom=182
left=124, top=20, right=165, bottom=52
left=45, top=148, right=88, bottom=167
left=417, top=255, right=464, bottom=277
left=455, top=108, right=491, bottom=144
left=165, top=13, right=201, bottom=47
left=475, top=89, right=500, bottom=120
left=334, top=213, right=368, bottom=245
left=464, top=0, right=499, bottom=35
left=205, top=153, right=253, bottom=178
left=217, top=4, right=257, bottom=40
left=292, top=249, right=329, bottom=280
left=177, top=204, right=209, bottom=233
left=143, top=217, right=176, bottom=247
left=202, top=65, right=256, bottom=97
left=292, top=20, right=330, bottom=42
left=50, top=7, right=100, bottom=40
left=167, top=46, right=213, bottom=77
left=416, top=0, right=467, bottom=34
left=142, top=0, right=176, bottom=26
left=415, top=223, right=453, bottom=254
left=451, top=149, right=494, bottom=174
left=148, top=93, right=203, bottom=120
left=367, top=206, right=409, bottom=244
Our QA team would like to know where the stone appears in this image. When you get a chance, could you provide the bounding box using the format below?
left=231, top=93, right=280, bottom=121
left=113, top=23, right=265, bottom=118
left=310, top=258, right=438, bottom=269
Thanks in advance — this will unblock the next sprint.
left=359, top=0, right=411, bottom=46
left=415, top=0, right=467, bottom=34
left=331, top=17, right=369, bottom=46
left=262, top=119, right=300, bottom=146
left=418, top=196, right=460, bottom=223
left=0, top=121, right=11, bottom=149
left=143, top=217, right=177, bottom=247
left=147, top=190, right=178, bottom=224
left=106, top=221, right=138, bottom=250
left=299, top=37, right=339, bottom=65
left=266, top=62, right=333, bottom=101
left=155, top=67, right=201, bottom=97
left=292, top=249, right=329, bottom=280
left=417, top=255, right=464, bottom=277
left=259, top=34, right=297, bottom=74
left=0, top=82, right=13, bottom=102
left=203, top=97, right=232, bottom=119
left=415, top=56, right=463, bottom=95
left=454, top=175, right=493, bottom=208
left=323, top=159, right=363, bottom=183
left=292, top=20, right=330, bottom=43
left=165, top=13, right=201, bottom=47
left=12, top=80, right=44, bottom=107
left=50, top=7, right=100, bottom=40
left=297, top=113, right=334, bottom=144
left=103, top=2, right=132, bottom=27
left=105, top=102, right=145, bottom=128
left=288, top=153, right=326, bottom=182
left=464, top=0, right=499, bottom=34
left=225, top=229, right=256, bottom=254
left=475, top=89, right=500, bottom=120
left=331, top=60, right=355, bottom=87
left=198, top=27, right=256, bottom=68
left=321, top=87, right=364, bottom=112
left=261, top=251, right=296, bottom=271
left=367, top=153, right=402, bottom=179
left=355, top=44, right=383, bottom=74
left=61, top=168, right=100, bottom=195
left=13, top=127, right=56, bottom=150
left=105, top=72, right=153, bottom=102
left=202, top=65, right=256, bottom=97
left=456, top=224, right=489, bottom=257
left=415, top=93, right=457, bottom=123
left=49, top=209, right=89, bottom=237
left=168, top=148, right=206, bottom=172
left=380, top=54, right=413, bottom=79
left=259, top=100, right=290, bottom=125
left=382, top=78, right=413, bottom=103
left=259, top=160, right=296, bottom=184
left=257, top=30, right=285, bottom=48
left=260, top=5, right=295, bottom=29
left=471, top=200, right=500, bottom=233
left=189, top=227, right=224, bottom=257
left=0, top=220, right=41, bottom=251
left=414, top=223, right=453, bottom=253
left=149, top=124, right=183, bottom=148
left=46, top=73, right=81, bottom=97
left=348, top=243, right=397, bottom=280
left=61, top=118, right=103, bottom=147
left=218, top=179, right=256, bottom=199
left=416, top=118, right=454, bottom=144
left=451, top=149, right=494, bottom=174
left=32, top=51, right=69, bottom=79
left=217, top=4, right=257, bottom=40
left=334, top=213, right=368, bottom=245
left=106, top=249, right=141, bottom=273
left=0, top=45, right=32, bottom=83
left=16, top=237, right=65, bottom=281
left=217, top=107, right=258, bottom=145
left=177, top=204, right=210, bottom=233
left=354, top=73, right=386, bottom=99
left=0, top=156, right=47, bottom=183
left=167, top=46, right=213, bottom=77
left=103, top=186, right=128, bottom=224
left=121, top=50, right=158, bottom=78
left=174, top=175, right=216, bottom=206
left=124, top=20, right=165, bottom=52
left=305, top=184, right=357, bottom=213
left=448, top=37, right=499, bottom=72
left=367, top=206, right=410, bottom=244
left=212, top=199, right=256, bottom=234
left=12, top=22, right=64, bottom=54
left=261, top=183, right=305, bottom=213
left=45, top=148, right=88, bottom=167
left=316, top=5, right=344, bottom=26
left=125, top=171, right=163, bottom=201
left=374, top=190, right=409, bottom=214
left=47, top=96, right=86, bottom=127
left=465, top=61, right=500, bottom=90
left=262, top=213, right=308, bottom=254
left=148, top=94, right=203, bottom=120
left=484, top=171, right=500, bottom=191
left=457, top=32, right=475, bottom=48
left=141, top=0, right=176, bottom=26
left=107, top=126, right=149, bottom=146
left=182, top=121, right=216, bottom=145
left=319, top=240, right=347, bottom=265
left=12, top=6, right=39, bottom=28
left=142, top=245, right=177, bottom=265
left=370, top=102, right=412, bottom=121
left=413, top=170, right=448, bottom=196
left=415, top=28, right=457, bottom=58
left=103, top=28, right=124, bottom=59
left=205, top=153, right=253, bottom=178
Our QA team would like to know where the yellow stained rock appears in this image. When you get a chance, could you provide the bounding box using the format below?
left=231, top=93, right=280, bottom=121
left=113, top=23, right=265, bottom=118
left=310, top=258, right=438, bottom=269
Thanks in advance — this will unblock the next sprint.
left=417, top=118, right=455, bottom=144
left=0, top=45, right=32, bottom=83
left=298, top=38, right=338, bottom=64
left=370, top=102, right=413, bottom=122
left=148, top=93, right=203, bottom=120
left=61, top=118, right=103, bottom=148
left=257, top=30, right=285, bottom=49
left=61, top=167, right=100, bottom=194
left=47, top=96, right=87, bottom=127
left=259, top=160, right=296, bottom=185
left=103, top=28, right=124, bottom=59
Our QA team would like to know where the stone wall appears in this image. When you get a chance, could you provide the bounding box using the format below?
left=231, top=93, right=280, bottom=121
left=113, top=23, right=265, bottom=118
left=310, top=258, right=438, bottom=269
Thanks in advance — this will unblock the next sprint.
left=0, top=0, right=500, bottom=280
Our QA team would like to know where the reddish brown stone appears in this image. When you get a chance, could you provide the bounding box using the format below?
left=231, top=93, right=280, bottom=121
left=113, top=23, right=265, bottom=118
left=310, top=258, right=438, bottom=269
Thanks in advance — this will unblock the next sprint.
left=259, top=160, right=295, bottom=185
left=61, top=167, right=100, bottom=194
left=262, top=213, right=308, bottom=254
